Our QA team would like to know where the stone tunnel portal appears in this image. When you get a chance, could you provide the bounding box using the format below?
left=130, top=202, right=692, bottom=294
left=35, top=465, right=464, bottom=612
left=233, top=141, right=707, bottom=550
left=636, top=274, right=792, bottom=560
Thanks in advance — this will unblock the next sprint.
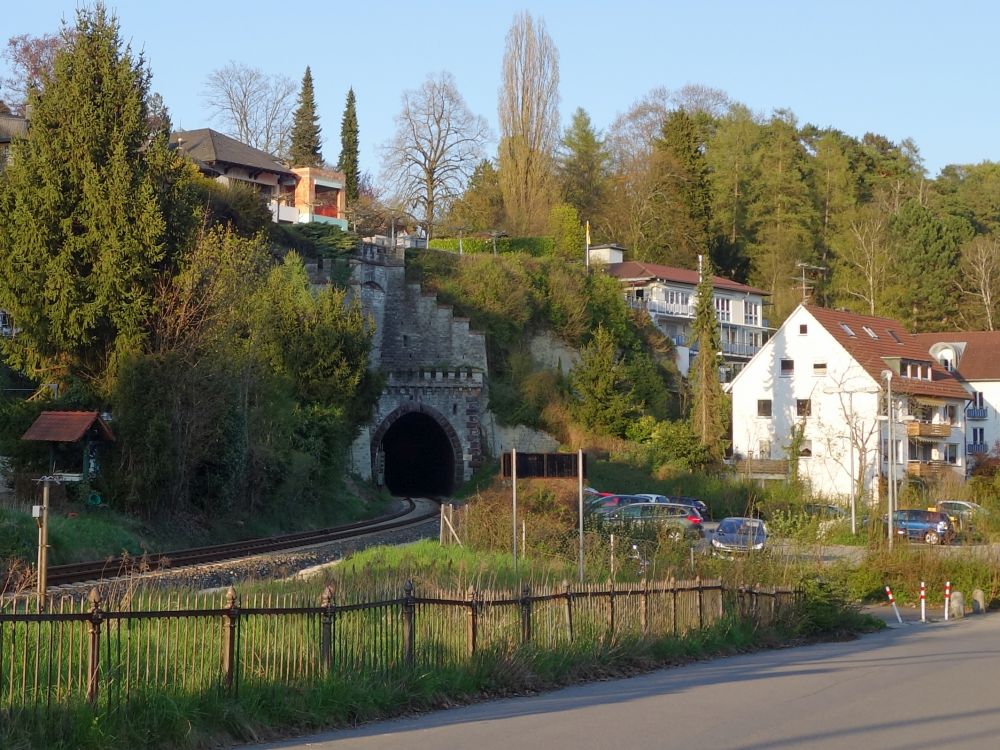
left=379, top=411, right=457, bottom=497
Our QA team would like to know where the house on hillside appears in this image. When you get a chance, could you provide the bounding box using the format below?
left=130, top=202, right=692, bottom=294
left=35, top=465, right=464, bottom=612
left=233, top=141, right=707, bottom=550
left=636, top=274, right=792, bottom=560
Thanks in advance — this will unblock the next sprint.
left=912, top=331, right=1000, bottom=466
left=730, top=305, right=969, bottom=501
left=596, top=246, right=771, bottom=379
left=170, top=129, right=347, bottom=229
left=0, top=111, right=29, bottom=170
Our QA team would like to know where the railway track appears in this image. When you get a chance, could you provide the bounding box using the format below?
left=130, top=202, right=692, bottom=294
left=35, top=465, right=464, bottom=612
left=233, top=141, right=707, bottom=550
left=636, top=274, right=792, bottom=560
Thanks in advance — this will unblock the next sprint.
left=45, top=497, right=437, bottom=587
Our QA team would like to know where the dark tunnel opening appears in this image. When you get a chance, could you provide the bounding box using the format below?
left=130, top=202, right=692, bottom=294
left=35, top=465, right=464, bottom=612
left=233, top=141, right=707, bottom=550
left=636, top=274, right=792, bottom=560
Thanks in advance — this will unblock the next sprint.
left=381, top=412, right=456, bottom=497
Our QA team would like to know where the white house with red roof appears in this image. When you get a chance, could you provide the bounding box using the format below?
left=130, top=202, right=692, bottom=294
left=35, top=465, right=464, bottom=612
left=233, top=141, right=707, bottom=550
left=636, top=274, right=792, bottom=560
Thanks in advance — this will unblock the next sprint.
left=600, top=251, right=771, bottom=378
left=912, top=331, right=1000, bottom=465
left=730, top=305, right=970, bottom=501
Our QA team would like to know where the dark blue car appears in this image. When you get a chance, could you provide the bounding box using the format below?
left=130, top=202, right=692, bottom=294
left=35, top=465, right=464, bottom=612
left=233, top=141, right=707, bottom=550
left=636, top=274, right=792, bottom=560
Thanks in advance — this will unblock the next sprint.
left=890, top=509, right=954, bottom=545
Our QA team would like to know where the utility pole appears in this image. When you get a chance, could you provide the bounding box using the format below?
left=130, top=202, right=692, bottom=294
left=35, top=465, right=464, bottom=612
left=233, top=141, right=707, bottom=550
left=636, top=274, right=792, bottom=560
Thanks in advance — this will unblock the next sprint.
left=34, top=475, right=58, bottom=611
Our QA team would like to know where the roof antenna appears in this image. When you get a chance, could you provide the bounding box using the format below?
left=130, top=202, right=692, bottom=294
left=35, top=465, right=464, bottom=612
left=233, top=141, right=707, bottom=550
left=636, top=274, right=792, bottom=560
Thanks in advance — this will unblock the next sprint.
left=794, top=262, right=827, bottom=303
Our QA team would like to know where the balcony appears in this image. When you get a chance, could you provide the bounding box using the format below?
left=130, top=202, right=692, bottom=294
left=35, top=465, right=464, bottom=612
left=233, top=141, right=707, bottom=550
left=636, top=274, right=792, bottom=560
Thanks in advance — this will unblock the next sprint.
left=906, top=460, right=955, bottom=480
left=905, top=421, right=953, bottom=439
left=967, top=407, right=988, bottom=420
left=637, top=298, right=696, bottom=319
left=968, top=442, right=989, bottom=455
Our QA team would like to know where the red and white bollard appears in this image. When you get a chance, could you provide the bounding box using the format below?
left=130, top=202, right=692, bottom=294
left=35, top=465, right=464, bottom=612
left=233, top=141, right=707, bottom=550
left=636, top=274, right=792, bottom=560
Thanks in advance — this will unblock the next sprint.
left=885, top=586, right=903, bottom=624
left=920, top=581, right=926, bottom=623
left=944, top=581, right=952, bottom=621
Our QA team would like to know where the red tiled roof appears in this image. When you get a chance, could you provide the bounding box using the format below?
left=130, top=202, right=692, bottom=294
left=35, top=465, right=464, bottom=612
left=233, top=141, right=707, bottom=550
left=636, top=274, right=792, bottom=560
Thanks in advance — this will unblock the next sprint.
left=604, top=261, right=768, bottom=296
left=805, top=306, right=969, bottom=400
left=21, top=411, right=115, bottom=443
left=910, top=331, right=1000, bottom=381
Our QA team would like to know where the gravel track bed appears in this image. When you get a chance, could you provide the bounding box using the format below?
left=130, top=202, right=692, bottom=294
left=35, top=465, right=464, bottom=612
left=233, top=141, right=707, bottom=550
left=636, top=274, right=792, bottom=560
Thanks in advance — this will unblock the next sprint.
left=47, top=516, right=439, bottom=601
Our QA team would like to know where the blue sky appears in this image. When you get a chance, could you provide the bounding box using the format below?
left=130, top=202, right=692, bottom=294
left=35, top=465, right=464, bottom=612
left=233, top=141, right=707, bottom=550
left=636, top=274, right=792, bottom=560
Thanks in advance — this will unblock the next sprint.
left=4, top=1, right=997, bottom=180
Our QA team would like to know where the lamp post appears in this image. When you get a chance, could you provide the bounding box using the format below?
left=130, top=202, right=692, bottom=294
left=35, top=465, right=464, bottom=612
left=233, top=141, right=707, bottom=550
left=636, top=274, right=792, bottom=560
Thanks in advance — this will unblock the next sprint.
left=881, top=369, right=895, bottom=549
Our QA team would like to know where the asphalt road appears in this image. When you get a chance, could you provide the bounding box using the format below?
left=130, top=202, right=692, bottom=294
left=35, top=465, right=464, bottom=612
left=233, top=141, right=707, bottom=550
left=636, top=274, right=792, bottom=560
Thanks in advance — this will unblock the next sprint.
left=246, top=613, right=1000, bottom=750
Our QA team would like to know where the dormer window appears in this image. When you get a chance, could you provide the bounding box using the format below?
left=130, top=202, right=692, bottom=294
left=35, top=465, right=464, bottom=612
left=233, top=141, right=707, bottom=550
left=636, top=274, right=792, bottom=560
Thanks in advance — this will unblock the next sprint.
left=940, top=358, right=952, bottom=372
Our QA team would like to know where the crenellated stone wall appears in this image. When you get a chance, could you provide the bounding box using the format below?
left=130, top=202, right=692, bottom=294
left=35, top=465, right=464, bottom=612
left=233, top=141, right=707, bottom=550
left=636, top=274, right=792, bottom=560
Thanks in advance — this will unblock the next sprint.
left=347, top=249, right=488, bottom=484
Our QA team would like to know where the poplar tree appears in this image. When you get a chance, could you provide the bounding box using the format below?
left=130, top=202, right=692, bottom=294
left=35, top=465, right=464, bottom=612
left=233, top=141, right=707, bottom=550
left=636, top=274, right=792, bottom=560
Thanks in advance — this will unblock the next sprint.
left=288, top=66, right=322, bottom=167
left=0, top=4, right=186, bottom=393
left=338, top=87, right=359, bottom=202
left=689, top=256, right=727, bottom=463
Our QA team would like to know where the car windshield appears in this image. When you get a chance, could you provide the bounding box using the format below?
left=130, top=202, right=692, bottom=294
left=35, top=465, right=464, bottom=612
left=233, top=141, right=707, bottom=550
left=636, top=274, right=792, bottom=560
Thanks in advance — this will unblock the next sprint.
left=718, top=518, right=765, bottom=537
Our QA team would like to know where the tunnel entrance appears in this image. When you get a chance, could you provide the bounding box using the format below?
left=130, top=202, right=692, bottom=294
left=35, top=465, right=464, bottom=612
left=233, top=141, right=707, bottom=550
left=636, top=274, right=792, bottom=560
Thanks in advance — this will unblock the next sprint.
left=380, top=411, right=456, bottom=497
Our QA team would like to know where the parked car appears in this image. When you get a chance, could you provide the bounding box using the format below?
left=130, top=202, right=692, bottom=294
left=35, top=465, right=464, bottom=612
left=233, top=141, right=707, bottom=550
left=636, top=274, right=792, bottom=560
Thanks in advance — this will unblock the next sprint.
left=935, top=500, right=985, bottom=530
left=711, top=517, right=767, bottom=556
left=633, top=493, right=711, bottom=520
left=890, top=509, right=955, bottom=545
left=596, top=502, right=705, bottom=541
left=585, top=493, right=646, bottom=512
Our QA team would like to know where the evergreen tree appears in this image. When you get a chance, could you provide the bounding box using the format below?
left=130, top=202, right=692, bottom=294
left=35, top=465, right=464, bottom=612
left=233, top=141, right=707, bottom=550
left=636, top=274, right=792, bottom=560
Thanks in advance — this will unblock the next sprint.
left=557, top=107, right=609, bottom=223
left=887, top=200, right=972, bottom=331
left=689, top=256, right=727, bottom=463
left=570, top=325, right=641, bottom=438
left=288, top=66, right=322, bottom=167
left=447, top=159, right=505, bottom=232
left=652, top=109, right=713, bottom=268
left=0, top=4, right=191, bottom=394
left=338, top=87, right=359, bottom=202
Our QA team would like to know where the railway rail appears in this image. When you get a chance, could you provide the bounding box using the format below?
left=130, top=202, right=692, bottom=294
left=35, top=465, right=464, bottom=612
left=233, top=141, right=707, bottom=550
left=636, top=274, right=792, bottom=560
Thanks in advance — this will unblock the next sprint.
left=44, top=497, right=437, bottom=587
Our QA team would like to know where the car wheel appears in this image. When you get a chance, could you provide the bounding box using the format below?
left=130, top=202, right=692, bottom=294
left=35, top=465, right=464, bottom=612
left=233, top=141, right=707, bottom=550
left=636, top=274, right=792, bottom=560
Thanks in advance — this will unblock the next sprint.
left=924, top=530, right=941, bottom=545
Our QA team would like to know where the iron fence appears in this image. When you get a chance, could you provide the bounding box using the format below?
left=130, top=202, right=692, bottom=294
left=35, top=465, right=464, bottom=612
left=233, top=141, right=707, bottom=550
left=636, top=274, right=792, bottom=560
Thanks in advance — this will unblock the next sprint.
left=1, top=578, right=797, bottom=715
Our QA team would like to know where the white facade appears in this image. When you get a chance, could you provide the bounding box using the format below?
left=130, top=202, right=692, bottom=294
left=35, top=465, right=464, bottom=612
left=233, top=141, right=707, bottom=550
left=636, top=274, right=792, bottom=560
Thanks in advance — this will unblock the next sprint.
left=922, top=337, right=1000, bottom=464
left=731, top=306, right=968, bottom=501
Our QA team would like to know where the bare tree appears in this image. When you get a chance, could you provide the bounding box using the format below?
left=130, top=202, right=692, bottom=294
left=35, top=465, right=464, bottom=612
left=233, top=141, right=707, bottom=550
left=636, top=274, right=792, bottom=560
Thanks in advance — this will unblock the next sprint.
left=202, top=62, right=295, bottom=156
left=958, top=234, right=1000, bottom=330
left=381, top=72, right=489, bottom=239
left=2, top=32, right=68, bottom=114
left=497, top=11, right=559, bottom=235
left=836, top=211, right=890, bottom=315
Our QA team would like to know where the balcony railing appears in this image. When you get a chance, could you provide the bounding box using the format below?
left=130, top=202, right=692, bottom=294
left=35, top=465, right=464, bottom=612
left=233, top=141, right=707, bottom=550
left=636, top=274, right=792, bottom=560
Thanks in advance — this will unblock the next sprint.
left=905, top=421, right=953, bottom=439
left=906, top=460, right=956, bottom=480
left=967, top=406, right=988, bottom=420
left=968, top=442, right=989, bottom=455
left=633, top=298, right=696, bottom=319
left=314, top=204, right=340, bottom=218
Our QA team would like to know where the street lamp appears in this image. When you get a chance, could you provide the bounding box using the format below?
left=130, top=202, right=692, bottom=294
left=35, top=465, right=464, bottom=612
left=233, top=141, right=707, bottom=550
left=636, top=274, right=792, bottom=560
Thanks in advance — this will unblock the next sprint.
left=881, top=369, right=895, bottom=549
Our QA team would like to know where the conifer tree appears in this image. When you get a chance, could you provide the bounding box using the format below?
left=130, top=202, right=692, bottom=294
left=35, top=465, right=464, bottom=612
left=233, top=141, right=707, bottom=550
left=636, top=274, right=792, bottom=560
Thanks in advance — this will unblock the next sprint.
left=338, top=87, right=359, bottom=202
left=288, top=66, right=322, bottom=167
left=0, top=4, right=188, bottom=393
left=557, top=107, right=608, bottom=223
left=689, top=255, right=728, bottom=462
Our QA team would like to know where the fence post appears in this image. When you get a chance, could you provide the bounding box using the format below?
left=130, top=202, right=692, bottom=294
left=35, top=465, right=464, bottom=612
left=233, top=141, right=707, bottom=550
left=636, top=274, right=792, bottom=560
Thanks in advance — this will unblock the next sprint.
left=222, top=586, right=240, bottom=695
left=696, top=576, right=703, bottom=630
left=403, top=580, right=415, bottom=667
left=563, top=579, right=574, bottom=643
left=320, top=584, right=336, bottom=673
left=466, top=586, right=477, bottom=658
left=520, top=584, right=532, bottom=644
left=86, top=588, right=102, bottom=705
left=670, top=577, right=678, bottom=635
left=640, top=578, right=649, bottom=636
left=607, top=578, right=616, bottom=637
